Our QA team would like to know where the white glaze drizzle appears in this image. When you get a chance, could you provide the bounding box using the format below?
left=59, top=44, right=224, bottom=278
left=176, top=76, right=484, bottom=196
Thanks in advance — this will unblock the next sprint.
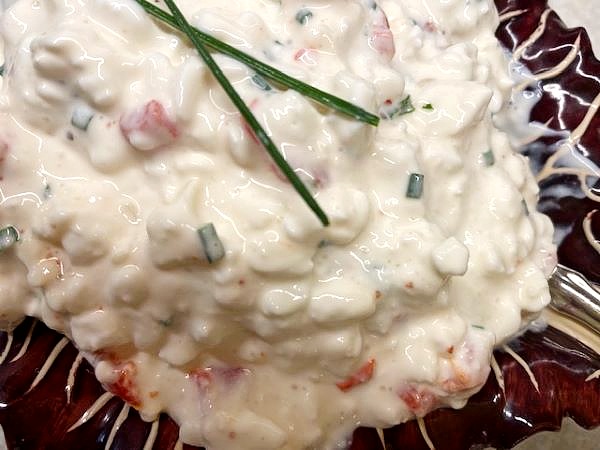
left=582, top=210, right=600, bottom=254
left=417, top=417, right=435, bottom=450
left=516, top=35, right=581, bottom=91
left=10, top=320, right=36, bottom=363
left=534, top=90, right=600, bottom=210
left=536, top=142, right=600, bottom=203
left=502, top=345, right=540, bottom=392
left=512, top=9, right=552, bottom=61
left=104, top=403, right=131, bottom=450
left=498, top=9, right=529, bottom=23
left=142, top=419, right=160, bottom=450
left=571, top=90, right=600, bottom=142
left=507, top=0, right=600, bottom=257
left=376, top=428, right=387, bottom=449
left=67, top=391, right=115, bottom=432
left=491, top=354, right=506, bottom=395
left=66, top=352, right=84, bottom=404
left=585, top=369, right=600, bottom=382
left=25, top=336, right=69, bottom=394
left=0, top=332, right=13, bottom=365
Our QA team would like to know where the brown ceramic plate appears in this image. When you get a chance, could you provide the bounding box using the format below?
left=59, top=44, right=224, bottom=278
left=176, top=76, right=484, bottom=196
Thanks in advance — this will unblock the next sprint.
left=1, top=1, right=599, bottom=449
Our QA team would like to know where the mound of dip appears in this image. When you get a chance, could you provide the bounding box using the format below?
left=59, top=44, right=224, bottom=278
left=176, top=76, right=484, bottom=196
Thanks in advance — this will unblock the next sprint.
left=0, top=0, right=556, bottom=448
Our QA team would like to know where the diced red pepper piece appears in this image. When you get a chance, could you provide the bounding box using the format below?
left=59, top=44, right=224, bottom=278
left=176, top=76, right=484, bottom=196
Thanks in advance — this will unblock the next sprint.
left=105, top=361, right=142, bottom=408
left=190, top=366, right=250, bottom=391
left=336, top=358, right=376, bottom=392
left=369, top=10, right=395, bottom=60
left=119, top=100, right=179, bottom=151
left=398, top=385, right=439, bottom=416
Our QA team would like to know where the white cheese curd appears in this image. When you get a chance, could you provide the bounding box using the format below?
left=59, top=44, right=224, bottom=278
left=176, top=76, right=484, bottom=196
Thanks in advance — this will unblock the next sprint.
left=0, top=0, right=556, bottom=449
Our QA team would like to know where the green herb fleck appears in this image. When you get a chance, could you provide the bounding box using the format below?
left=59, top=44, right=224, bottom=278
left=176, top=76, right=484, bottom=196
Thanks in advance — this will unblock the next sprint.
left=0, top=226, right=19, bottom=252
left=158, top=318, right=173, bottom=327
left=522, top=199, right=530, bottom=216
left=0, top=64, right=4, bottom=77
left=406, top=173, right=424, bottom=199
left=71, top=106, right=95, bottom=131
left=422, top=103, right=434, bottom=111
left=318, top=239, right=331, bottom=249
left=43, top=183, right=52, bottom=199
left=295, top=8, right=313, bottom=25
left=482, top=150, right=495, bottom=167
left=198, top=223, right=225, bottom=263
left=472, top=324, right=485, bottom=330
left=380, top=96, right=415, bottom=119
left=251, top=73, right=272, bottom=91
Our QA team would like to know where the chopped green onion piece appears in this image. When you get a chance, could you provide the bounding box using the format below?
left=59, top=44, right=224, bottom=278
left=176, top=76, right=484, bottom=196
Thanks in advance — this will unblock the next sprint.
left=198, top=223, right=225, bottom=263
left=295, top=9, right=313, bottom=25
left=318, top=239, right=330, bottom=249
left=422, top=103, right=434, bottom=110
left=71, top=106, right=95, bottom=131
left=522, top=199, right=530, bottom=216
left=472, top=324, right=485, bottom=330
left=379, top=96, right=415, bottom=119
left=251, top=73, right=272, bottom=91
left=158, top=318, right=173, bottom=327
left=406, top=173, right=424, bottom=199
left=0, top=226, right=19, bottom=252
left=43, top=183, right=52, bottom=199
left=482, top=150, right=495, bottom=167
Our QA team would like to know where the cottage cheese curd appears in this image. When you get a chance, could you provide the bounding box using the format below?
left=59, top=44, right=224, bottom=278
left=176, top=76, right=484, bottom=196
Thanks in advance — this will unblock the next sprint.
left=0, top=0, right=556, bottom=449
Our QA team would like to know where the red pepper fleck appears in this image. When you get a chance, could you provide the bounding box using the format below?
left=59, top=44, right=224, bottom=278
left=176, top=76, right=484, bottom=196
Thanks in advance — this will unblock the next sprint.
left=398, top=386, right=438, bottom=416
left=190, top=366, right=250, bottom=391
left=105, top=361, right=142, bottom=408
left=119, top=100, right=179, bottom=150
left=336, top=358, right=376, bottom=392
left=293, top=48, right=317, bottom=64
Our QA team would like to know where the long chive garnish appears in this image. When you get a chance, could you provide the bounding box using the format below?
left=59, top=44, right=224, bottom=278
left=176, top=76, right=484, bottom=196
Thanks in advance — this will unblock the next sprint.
left=162, top=0, right=329, bottom=226
left=135, top=0, right=379, bottom=126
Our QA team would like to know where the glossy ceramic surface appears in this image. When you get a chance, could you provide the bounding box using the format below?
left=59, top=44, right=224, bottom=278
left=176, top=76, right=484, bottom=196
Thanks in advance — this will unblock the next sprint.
left=0, top=0, right=599, bottom=448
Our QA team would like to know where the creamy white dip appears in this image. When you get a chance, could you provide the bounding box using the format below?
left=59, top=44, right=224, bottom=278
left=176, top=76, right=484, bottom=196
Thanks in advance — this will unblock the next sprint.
left=0, top=1, right=556, bottom=449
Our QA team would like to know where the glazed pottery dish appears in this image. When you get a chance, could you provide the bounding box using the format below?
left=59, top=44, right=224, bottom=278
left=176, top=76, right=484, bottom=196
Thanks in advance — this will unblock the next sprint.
left=0, top=1, right=598, bottom=449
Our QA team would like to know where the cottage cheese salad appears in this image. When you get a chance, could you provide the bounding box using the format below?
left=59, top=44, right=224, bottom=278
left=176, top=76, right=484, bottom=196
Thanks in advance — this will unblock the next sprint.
left=0, top=0, right=556, bottom=449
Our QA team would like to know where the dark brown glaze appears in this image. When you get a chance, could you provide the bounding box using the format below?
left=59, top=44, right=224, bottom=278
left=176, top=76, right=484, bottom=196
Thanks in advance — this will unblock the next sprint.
left=1, top=1, right=600, bottom=449
left=0, top=319, right=597, bottom=450
left=385, top=327, right=600, bottom=450
left=496, top=0, right=600, bottom=282
left=0, top=319, right=383, bottom=450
